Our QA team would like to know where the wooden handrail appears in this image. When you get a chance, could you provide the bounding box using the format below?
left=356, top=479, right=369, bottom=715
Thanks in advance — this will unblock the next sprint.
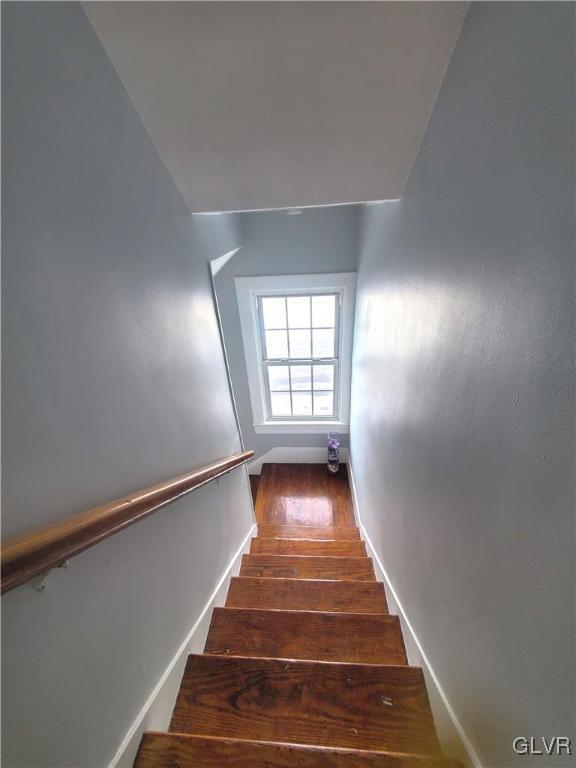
left=1, top=450, right=254, bottom=595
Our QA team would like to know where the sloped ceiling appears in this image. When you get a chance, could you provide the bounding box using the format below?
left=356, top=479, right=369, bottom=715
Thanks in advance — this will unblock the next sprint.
left=84, top=2, right=468, bottom=213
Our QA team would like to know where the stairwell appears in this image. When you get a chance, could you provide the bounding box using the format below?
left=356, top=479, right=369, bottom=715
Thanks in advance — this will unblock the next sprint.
left=135, top=464, right=461, bottom=767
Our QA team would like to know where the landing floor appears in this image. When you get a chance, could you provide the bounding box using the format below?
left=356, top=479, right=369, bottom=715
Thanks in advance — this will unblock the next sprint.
left=253, top=463, right=356, bottom=528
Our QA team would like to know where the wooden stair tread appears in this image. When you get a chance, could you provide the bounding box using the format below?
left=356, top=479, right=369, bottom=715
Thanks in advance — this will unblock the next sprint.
left=257, top=524, right=361, bottom=540
left=226, top=577, right=388, bottom=613
left=170, top=654, right=441, bottom=755
left=136, top=732, right=463, bottom=768
left=205, top=607, right=407, bottom=664
left=240, top=554, right=375, bottom=581
left=250, top=538, right=366, bottom=557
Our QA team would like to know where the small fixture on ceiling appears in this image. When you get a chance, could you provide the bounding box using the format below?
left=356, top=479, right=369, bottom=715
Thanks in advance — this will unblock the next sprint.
left=286, top=209, right=303, bottom=215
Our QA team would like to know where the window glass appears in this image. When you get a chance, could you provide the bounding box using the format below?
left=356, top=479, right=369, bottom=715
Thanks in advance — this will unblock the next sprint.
left=292, top=392, right=312, bottom=416
left=260, top=292, right=338, bottom=419
left=262, top=297, right=286, bottom=329
left=289, top=329, right=311, bottom=358
left=287, top=296, right=310, bottom=329
left=290, top=365, right=312, bottom=390
left=313, top=364, right=334, bottom=390
left=265, top=330, right=288, bottom=359
left=313, top=390, right=334, bottom=416
left=268, top=366, right=290, bottom=391
left=270, top=392, right=292, bottom=416
left=312, top=295, right=336, bottom=328
left=312, top=328, right=334, bottom=358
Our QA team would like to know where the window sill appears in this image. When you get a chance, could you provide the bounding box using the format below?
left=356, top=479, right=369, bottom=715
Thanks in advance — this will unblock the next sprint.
left=253, top=420, right=350, bottom=435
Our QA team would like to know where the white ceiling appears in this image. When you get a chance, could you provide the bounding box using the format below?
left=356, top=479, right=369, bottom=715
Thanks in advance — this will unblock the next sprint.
left=84, top=2, right=468, bottom=213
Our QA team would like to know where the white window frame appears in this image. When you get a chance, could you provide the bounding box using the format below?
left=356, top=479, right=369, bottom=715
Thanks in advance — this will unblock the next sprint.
left=235, top=273, right=356, bottom=434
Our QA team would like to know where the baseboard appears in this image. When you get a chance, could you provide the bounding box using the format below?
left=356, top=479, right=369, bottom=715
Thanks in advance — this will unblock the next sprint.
left=347, top=457, right=482, bottom=768
left=249, top=446, right=349, bottom=475
left=108, top=523, right=256, bottom=768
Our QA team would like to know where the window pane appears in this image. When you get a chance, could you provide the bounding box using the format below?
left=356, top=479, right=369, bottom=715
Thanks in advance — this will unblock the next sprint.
left=312, top=328, right=334, bottom=358
left=313, top=390, right=334, bottom=416
left=268, top=366, right=289, bottom=391
left=262, top=297, right=286, bottom=329
left=270, top=392, right=292, bottom=416
left=265, top=330, right=288, bottom=359
left=292, top=392, right=312, bottom=416
left=287, top=296, right=310, bottom=329
left=313, top=364, right=334, bottom=390
left=290, top=365, right=311, bottom=390
left=312, top=295, right=336, bottom=327
left=289, top=329, right=311, bottom=358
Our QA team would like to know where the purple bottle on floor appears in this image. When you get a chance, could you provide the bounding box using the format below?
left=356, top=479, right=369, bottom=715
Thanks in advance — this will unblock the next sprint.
left=327, top=432, right=340, bottom=474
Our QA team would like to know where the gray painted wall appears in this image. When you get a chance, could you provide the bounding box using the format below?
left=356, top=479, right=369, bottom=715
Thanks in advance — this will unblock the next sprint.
left=1, top=4, right=253, bottom=766
left=194, top=212, right=242, bottom=261
left=215, top=206, right=359, bottom=463
left=350, top=4, right=574, bottom=767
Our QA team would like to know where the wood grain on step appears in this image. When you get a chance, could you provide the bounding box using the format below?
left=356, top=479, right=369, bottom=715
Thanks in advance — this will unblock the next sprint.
left=136, top=732, right=463, bottom=768
left=258, top=524, right=361, bottom=540
left=169, top=655, right=441, bottom=755
left=250, top=538, right=366, bottom=557
left=240, top=554, right=375, bottom=581
left=256, top=464, right=356, bottom=527
left=204, top=607, right=407, bottom=664
left=226, top=577, right=388, bottom=613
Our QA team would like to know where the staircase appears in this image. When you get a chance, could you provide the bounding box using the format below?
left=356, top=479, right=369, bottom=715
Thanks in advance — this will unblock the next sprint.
left=135, top=464, right=461, bottom=768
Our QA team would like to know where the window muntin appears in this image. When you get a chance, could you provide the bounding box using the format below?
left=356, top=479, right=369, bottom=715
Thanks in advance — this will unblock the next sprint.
left=258, top=293, right=339, bottom=419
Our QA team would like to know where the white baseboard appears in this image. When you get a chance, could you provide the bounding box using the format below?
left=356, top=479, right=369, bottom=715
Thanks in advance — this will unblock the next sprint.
left=248, top=446, right=349, bottom=475
left=347, top=458, right=482, bottom=768
left=108, top=523, right=256, bottom=768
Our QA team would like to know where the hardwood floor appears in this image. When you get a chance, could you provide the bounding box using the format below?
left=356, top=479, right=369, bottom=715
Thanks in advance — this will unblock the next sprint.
left=254, top=463, right=356, bottom=527
left=135, top=463, right=460, bottom=768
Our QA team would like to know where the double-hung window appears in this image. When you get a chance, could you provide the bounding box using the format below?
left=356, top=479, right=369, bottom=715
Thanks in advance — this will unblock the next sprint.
left=235, top=273, right=356, bottom=434
left=259, top=293, right=338, bottom=419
